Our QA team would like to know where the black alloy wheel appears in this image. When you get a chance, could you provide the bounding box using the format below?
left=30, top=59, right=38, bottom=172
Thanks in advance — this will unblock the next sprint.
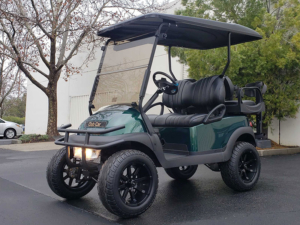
left=238, top=150, right=258, bottom=183
left=47, top=148, right=96, bottom=199
left=118, top=162, right=152, bottom=206
left=219, top=142, right=261, bottom=192
left=62, top=163, right=90, bottom=190
left=98, top=150, right=158, bottom=218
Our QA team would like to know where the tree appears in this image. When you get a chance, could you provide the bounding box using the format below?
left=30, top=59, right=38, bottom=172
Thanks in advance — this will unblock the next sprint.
left=172, top=0, right=300, bottom=129
left=0, top=0, right=171, bottom=136
left=0, top=34, right=24, bottom=115
left=1, top=93, right=26, bottom=118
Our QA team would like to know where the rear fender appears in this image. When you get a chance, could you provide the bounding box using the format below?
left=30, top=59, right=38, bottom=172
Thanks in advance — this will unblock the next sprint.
left=222, top=126, right=255, bottom=161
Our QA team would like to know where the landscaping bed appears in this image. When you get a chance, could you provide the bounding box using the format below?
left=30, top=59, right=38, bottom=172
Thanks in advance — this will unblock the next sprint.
left=19, top=134, right=55, bottom=143
left=256, top=140, right=298, bottom=150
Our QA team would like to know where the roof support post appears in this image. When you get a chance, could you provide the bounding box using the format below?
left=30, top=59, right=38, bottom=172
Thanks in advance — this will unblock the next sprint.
left=138, top=23, right=168, bottom=135
left=168, top=46, right=177, bottom=81
left=221, top=32, right=231, bottom=77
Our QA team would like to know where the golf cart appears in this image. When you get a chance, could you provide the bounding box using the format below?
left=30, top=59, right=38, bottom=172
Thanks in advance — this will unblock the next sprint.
left=47, top=13, right=270, bottom=218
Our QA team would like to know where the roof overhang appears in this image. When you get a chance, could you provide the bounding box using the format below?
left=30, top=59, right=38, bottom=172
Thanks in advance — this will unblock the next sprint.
left=97, top=13, right=262, bottom=50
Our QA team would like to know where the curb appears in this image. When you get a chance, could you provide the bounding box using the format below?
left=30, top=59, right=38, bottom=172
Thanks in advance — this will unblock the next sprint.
left=11, top=139, right=22, bottom=144
left=258, top=147, right=300, bottom=157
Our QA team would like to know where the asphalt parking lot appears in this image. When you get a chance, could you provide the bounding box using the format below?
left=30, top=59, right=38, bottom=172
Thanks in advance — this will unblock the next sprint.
left=0, top=148, right=300, bottom=225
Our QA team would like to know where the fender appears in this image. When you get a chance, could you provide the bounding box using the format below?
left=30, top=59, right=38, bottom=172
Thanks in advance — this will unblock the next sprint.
left=222, top=126, right=255, bottom=162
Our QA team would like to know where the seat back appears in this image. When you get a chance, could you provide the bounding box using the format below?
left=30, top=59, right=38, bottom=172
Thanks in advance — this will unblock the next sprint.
left=224, top=76, right=235, bottom=100
left=162, top=75, right=226, bottom=114
left=162, top=79, right=192, bottom=112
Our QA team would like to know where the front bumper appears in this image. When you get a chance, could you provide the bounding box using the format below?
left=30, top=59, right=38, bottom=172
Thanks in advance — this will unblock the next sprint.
left=55, top=124, right=126, bottom=168
left=15, top=127, right=23, bottom=136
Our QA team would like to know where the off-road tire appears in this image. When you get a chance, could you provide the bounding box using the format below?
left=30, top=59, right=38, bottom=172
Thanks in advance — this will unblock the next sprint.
left=98, top=150, right=158, bottom=218
left=165, top=165, right=198, bottom=180
left=47, top=148, right=96, bottom=199
left=219, top=142, right=261, bottom=192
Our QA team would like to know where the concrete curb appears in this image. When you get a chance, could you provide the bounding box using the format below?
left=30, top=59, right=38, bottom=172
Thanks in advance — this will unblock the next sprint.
left=258, top=147, right=300, bottom=156
left=11, top=139, right=22, bottom=144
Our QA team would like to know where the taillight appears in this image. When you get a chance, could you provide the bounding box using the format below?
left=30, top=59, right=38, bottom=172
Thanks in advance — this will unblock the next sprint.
left=249, top=121, right=253, bottom=127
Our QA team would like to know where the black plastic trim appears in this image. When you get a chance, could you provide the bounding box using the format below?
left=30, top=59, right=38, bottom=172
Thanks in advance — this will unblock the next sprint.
left=203, top=104, right=226, bottom=124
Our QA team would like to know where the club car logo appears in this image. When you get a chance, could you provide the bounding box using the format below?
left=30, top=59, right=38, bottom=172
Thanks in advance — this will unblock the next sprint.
left=86, top=121, right=107, bottom=128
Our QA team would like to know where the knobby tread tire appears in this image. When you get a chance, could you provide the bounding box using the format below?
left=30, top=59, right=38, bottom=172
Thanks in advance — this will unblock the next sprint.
left=46, top=147, right=96, bottom=199
left=98, top=150, right=158, bottom=218
left=219, top=142, right=260, bottom=192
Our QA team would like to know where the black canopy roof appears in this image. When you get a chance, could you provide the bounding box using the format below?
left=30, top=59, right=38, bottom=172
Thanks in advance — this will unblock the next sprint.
left=97, top=13, right=262, bottom=50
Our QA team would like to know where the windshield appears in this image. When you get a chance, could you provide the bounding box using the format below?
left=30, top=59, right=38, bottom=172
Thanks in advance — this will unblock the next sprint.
left=92, top=37, right=155, bottom=112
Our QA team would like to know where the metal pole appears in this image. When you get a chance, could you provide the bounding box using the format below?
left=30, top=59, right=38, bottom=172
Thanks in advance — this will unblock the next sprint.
left=221, top=32, right=231, bottom=77
left=168, top=46, right=177, bottom=81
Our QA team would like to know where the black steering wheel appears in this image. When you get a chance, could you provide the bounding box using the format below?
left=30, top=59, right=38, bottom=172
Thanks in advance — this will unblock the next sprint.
left=153, top=71, right=178, bottom=95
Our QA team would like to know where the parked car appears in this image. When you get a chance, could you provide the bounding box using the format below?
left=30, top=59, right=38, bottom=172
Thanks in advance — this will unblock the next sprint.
left=0, top=118, right=23, bottom=139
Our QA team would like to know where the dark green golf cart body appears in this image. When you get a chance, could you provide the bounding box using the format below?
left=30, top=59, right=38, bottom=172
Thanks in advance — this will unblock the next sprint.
left=56, top=13, right=269, bottom=168
left=50, top=13, right=270, bottom=218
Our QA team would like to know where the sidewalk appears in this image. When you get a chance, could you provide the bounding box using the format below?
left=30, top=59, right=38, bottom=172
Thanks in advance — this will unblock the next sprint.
left=0, top=142, right=61, bottom=151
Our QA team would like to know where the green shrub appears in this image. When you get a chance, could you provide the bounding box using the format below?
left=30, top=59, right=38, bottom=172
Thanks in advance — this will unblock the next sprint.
left=19, top=135, right=32, bottom=142
left=38, top=135, right=49, bottom=141
left=19, top=134, right=52, bottom=143
left=3, top=116, right=25, bottom=124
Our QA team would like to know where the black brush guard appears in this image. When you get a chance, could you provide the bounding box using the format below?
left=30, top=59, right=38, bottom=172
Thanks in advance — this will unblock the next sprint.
left=55, top=124, right=125, bottom=168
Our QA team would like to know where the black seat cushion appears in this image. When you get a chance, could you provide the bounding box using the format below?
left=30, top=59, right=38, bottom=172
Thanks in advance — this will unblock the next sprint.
left=162, top=79, right=192, bottom=111
left=148, top=113, right=206, bottom=127
left=162, top=75, right=226, bottom=113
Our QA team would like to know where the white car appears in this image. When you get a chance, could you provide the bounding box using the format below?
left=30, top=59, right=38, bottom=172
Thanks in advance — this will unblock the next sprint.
left=0, top=118, right=23, bottom=139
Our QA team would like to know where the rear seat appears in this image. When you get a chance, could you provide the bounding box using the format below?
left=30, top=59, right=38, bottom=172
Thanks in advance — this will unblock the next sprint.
left=224, top=77, right=266, bottom=114
left=148, top=75, right=267, bottom=127
left=148, top=75, right=225, bottom=127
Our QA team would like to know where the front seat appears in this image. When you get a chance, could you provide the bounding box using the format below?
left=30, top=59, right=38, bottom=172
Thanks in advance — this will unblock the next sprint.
left=148, top=75, right=226, bottom=127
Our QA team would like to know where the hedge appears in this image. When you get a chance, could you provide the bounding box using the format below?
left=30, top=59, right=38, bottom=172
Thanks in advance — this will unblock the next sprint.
left=3, top=116, right=25, bottom=124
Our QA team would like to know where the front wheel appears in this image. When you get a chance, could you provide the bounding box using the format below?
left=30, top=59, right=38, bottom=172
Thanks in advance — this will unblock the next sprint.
left=46, top=148, right=96, bottom=199
left=165, top=165, right=198, bottom=180
left=98, top=150, right=158, bottom=218
left=5, top=128, right=15, bottom=139
left=219, top=142, right=261, bottom=192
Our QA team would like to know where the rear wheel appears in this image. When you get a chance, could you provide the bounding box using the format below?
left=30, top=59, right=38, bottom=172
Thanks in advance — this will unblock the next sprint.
left=219, top=142, right=260, bottom=192
left=165, top=165, right=198, bottom=180
left=98, top=150, right=158, bottom=218
left=47, top=148, right=96, bottom=199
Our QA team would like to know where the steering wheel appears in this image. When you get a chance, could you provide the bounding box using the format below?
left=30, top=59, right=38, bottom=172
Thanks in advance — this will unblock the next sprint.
left=153, top=71, right=178, bottom=95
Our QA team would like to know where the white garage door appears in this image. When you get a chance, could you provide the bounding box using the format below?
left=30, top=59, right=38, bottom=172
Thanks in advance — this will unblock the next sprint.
left=69, top=95, right=90, bottom=128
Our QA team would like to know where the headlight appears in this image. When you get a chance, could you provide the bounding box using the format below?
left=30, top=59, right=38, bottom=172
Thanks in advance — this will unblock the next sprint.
left=16, top=124, right=21, bottom=128
left=73, top=147, right=100, bottom=160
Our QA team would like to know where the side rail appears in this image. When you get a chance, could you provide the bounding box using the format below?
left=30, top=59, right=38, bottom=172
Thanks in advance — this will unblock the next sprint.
left=203, top=104, right=226, bottom=124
